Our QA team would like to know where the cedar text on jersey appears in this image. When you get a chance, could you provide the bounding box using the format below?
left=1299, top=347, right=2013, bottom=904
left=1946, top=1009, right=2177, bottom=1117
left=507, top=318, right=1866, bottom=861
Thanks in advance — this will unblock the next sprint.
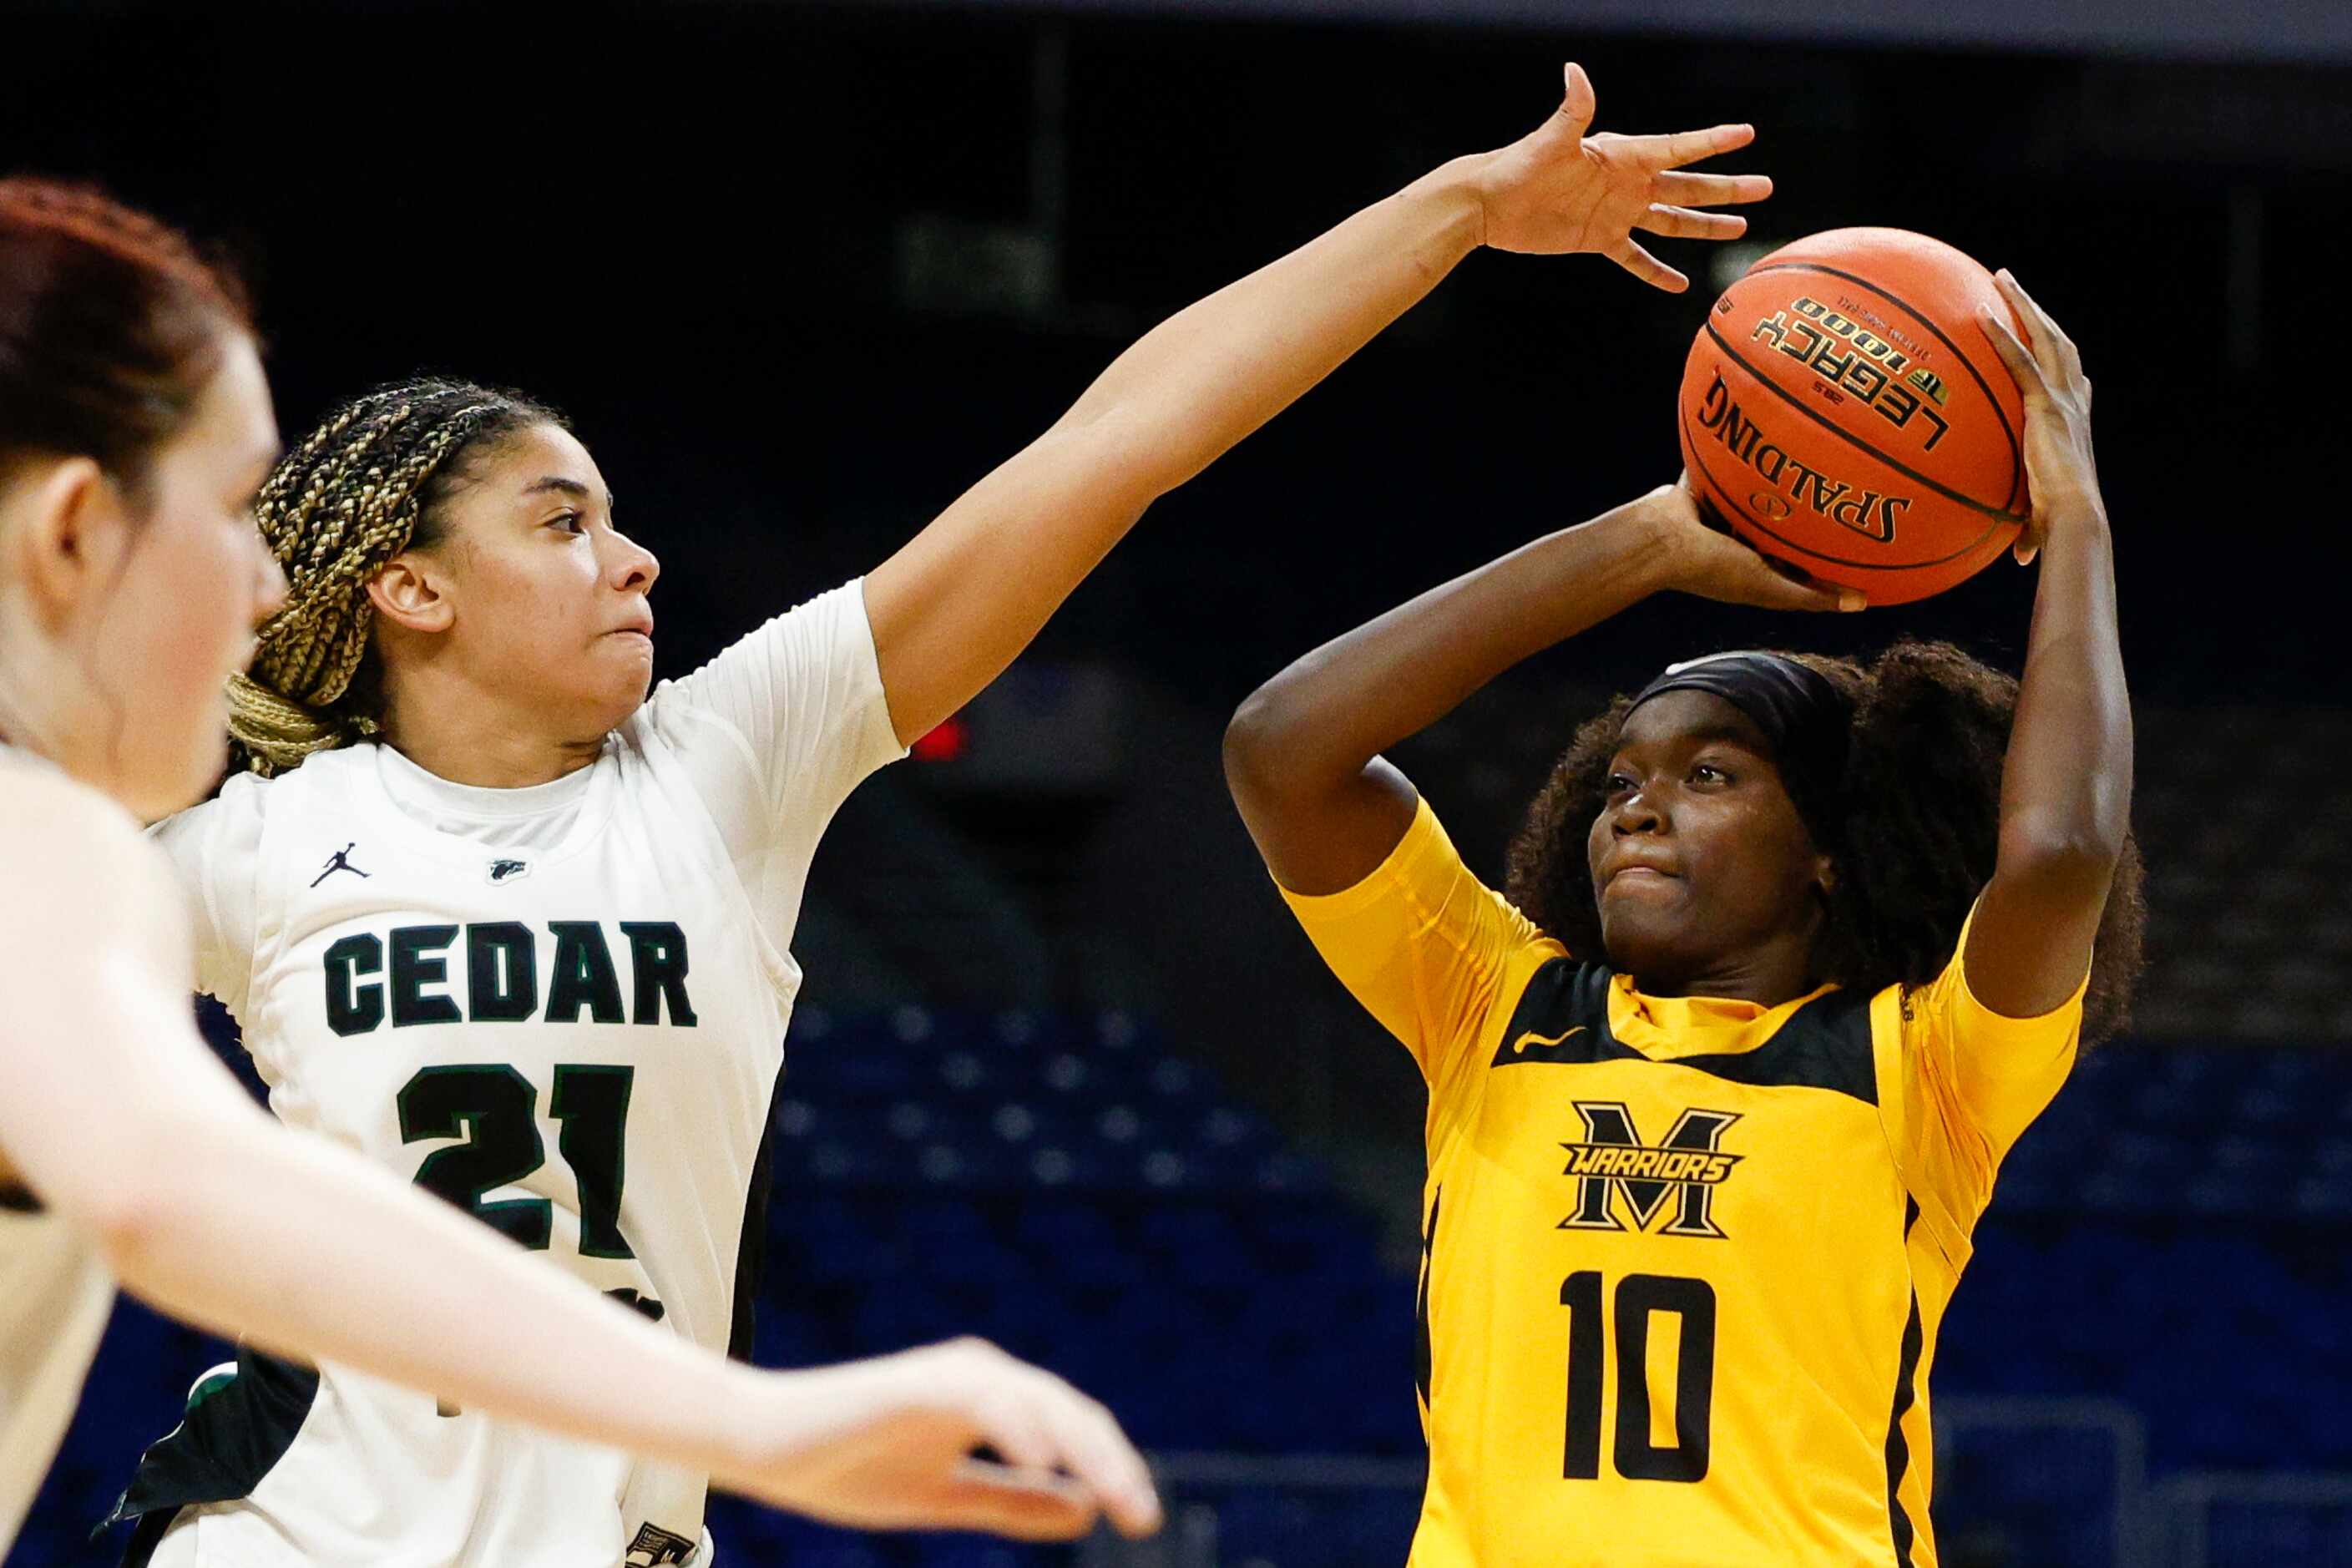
left=321, top=921, right=700, bottom=1036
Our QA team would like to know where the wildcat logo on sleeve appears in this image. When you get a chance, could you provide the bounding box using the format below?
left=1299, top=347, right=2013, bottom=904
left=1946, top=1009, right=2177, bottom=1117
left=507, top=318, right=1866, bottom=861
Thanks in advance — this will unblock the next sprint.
left=486, top=857, right=531, bottom=885
left=1559, top=1103, right=1743, bottom=1239
left=625, top=1522, right=698, bottom=1566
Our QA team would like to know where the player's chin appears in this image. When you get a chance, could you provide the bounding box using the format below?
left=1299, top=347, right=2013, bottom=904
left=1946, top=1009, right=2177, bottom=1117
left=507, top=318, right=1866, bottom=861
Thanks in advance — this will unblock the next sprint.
left=130, top=723, right=229, bottom=822
left=580, top=666, right=655, bottom=726
left=1596, top=904, right=1699, bottom=979
left=551, top=692, right=643, bottom=750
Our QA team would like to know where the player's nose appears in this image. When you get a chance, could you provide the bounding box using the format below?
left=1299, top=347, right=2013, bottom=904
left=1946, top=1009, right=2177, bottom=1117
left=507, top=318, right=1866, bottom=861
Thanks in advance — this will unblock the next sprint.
left=608, top=528, right=660, bottom=594
left=1611, top=787, right=1667, bottom=836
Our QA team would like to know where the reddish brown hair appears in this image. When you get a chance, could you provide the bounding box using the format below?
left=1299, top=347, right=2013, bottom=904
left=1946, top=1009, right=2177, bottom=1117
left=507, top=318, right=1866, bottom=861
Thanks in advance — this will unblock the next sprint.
left=0, top=179, right=252, bottom=486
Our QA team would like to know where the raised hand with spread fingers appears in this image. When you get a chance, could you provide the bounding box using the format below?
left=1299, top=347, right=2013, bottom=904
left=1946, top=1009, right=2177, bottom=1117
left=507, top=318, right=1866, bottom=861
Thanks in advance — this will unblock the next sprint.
left=1473, top=62, right=1773, bottom=290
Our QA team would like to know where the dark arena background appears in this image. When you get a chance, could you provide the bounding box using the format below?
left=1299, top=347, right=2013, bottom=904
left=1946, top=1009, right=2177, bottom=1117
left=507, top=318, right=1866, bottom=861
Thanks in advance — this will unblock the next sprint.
left=9, top=1, right=2352, bottom=1563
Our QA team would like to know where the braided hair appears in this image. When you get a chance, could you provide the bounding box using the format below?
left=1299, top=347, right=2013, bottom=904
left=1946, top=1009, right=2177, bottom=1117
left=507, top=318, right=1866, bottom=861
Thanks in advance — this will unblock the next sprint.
left=226, top=377, right=564, bottom=776
left=1504, top=639, right=2146, bottom=1046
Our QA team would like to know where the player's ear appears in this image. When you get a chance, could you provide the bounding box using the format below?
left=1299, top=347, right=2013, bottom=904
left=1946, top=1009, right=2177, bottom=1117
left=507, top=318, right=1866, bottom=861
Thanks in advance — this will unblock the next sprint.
left=367, top=552, right=453, bottom=635
left=1, top=454, right=128, bottom=633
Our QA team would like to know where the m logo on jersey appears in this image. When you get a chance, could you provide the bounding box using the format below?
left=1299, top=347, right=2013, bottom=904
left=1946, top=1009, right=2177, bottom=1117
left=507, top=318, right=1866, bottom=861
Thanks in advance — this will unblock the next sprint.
left=1559, top=1102, right=1743, bottom=1239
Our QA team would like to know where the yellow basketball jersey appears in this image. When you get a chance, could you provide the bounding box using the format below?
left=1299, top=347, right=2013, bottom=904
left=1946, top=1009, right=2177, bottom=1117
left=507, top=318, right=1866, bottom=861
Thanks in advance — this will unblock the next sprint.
left=1282, top=800, right=2082, bottom=1568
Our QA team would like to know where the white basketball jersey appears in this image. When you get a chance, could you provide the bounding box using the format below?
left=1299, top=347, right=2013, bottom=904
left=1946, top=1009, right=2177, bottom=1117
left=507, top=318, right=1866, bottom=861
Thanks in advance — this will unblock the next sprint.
left=117, top=583, right=904, bottom=1567
left=0, top=743, right=120, bottom=1554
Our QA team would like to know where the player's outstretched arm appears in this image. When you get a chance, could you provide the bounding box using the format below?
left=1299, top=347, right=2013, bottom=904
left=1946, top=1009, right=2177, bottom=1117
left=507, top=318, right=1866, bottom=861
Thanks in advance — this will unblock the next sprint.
left=740, top=1336, right=1156, bottom=1538
left=1963, top=271, right=2132, bottom=1016
left=864, top=63, right=1772, bottom=745
left=0, top=779, right=1158, bottom=1542
left=1225, top=482, right=1854, bottom=896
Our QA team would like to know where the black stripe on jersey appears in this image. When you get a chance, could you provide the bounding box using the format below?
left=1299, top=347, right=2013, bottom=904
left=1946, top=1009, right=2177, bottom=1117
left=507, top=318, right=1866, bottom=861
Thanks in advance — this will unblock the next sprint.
left=106, top=1348, right=319, bottom=1559
left=119, top=1511, right=177, bottom=1568
left=1884, top=1196, right=1925, bottom=1568
left=730, top=1061, right=789, bottom=1362
left=1414, top=1186, right=1441, bottom=1412
left=1490, top=960, right=1614, bottom=1065
left=119, top=1515, right=167, bottom=1566
left=1662, top=989, right=1878, bottom=1106
left=1490, top=959, right=1879, bottom=1106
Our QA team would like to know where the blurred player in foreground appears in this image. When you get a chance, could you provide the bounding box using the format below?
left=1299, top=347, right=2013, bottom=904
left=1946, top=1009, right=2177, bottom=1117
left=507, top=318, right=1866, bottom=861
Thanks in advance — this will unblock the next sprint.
left=0, top=177, right=1157, bottom=1557
left=1226, top=273, right=2142, bottom=1563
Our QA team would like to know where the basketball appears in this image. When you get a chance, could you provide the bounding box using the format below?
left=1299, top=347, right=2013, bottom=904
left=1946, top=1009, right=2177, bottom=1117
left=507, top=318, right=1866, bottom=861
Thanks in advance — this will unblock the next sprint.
left=1677, top=227, right=2030, bottom=606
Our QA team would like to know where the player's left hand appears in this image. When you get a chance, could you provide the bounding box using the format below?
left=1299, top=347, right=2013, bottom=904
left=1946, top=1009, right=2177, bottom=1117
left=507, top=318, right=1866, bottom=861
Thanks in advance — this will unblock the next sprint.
left=1977, top=270, right=2106, bottom=566
left=732, top=1337, right=1161, bottom=1541
left=1472, top=63, right=1773, bottom=291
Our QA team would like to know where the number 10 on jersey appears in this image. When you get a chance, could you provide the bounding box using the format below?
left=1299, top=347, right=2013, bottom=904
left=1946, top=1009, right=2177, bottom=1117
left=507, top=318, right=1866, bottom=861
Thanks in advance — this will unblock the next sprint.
left=1560, top=1271, right=1717, bottom=1483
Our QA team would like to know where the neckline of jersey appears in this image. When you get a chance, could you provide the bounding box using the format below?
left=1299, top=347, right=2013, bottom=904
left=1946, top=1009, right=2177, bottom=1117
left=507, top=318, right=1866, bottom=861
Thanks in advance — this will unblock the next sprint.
left=355, top=731, right=624, bottom=872
left=1605, top=973, right=1844, bottom=1060
left=375, top=740, right=598, bottom=819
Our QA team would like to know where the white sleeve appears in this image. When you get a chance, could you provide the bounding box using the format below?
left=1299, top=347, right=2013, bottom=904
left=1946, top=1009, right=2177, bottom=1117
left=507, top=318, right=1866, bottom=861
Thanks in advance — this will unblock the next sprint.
left=147, top=776, right=267, bottom=1018
left=647, top=578, right=908, bottom=911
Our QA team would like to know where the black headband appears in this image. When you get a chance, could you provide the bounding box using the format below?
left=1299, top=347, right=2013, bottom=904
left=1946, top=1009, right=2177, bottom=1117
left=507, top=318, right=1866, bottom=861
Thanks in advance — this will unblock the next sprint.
left=1627, top=651, right=1852, bottom=803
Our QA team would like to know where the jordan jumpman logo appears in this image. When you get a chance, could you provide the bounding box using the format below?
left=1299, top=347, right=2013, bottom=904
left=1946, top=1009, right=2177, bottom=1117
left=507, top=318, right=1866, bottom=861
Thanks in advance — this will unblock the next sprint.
left=311, top=842, right=371, bottom=888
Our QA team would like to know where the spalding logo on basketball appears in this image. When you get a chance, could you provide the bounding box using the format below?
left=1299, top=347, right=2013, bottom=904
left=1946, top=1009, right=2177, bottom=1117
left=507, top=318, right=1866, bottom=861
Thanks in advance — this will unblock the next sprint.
left=1677, top=227, right=2029, bottom=606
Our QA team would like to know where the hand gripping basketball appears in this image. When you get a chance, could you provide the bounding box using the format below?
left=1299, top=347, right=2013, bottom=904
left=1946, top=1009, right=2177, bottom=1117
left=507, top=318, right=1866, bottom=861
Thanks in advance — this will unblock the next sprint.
left=1977, top=269, right=2106, bottom=565
left=1642, top=476, right=1864, bottom=614
left=1472, top=63, right=1773, bottom=291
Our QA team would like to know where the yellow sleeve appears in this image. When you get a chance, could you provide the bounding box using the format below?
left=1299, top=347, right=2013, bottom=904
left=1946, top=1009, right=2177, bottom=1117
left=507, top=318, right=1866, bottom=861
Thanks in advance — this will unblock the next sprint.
left=1898, top=897, right=2086, bottom=1233
left=1277, top=797, right=1560, bottom=1100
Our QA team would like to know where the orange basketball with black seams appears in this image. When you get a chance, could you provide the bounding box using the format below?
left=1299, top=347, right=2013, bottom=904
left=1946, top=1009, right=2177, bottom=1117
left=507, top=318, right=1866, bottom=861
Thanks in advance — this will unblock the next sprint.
left=1677, top=227, right=2030, bottom=606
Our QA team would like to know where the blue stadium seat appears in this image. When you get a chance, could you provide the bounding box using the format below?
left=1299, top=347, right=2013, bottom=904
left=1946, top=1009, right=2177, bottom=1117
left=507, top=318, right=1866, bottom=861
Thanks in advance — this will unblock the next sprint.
left=935, top=1047, right=994, bottom=1095
left=830, top=1050, right=923, bottom=1100
left=1142, top=1055, right=1211, bottom=1106
left=1090, top=1101, right=1160, bottom=1150
left=1022, top=1144, right=1110, bottom=1188
left=1091, top=1009, right=1149, bottom=1054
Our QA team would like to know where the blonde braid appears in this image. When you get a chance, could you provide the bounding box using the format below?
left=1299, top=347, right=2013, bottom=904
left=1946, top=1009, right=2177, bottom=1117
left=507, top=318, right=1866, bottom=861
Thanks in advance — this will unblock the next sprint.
left=227, top=379, right=557, bottom=776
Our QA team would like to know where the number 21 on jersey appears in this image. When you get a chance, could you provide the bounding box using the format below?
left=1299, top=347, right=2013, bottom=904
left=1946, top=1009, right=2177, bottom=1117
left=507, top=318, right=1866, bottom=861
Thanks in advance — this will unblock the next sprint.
left=397, top=1063, right=657, bottom=1308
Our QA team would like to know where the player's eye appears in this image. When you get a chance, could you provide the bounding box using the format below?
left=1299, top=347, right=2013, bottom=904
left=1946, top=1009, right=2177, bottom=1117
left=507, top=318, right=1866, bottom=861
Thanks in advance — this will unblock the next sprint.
left=1606, top=772, right=1636, bottom=796
left=548, top=510, right=585, bottom=535
left=1691, top=763, right=1730, bottom=786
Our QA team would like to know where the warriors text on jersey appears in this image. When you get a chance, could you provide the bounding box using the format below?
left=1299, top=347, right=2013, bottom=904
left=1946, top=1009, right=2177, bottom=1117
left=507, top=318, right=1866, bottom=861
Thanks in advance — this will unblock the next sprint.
left=114, top=583, right=904, bottom=1568
left=1280, top=800, right=2082, bottom=1568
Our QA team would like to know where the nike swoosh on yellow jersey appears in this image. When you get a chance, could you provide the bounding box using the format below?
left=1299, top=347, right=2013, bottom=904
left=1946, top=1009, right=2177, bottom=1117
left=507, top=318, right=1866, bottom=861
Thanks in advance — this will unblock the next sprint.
left=1507, top=1025, right=1588, bottom=1056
